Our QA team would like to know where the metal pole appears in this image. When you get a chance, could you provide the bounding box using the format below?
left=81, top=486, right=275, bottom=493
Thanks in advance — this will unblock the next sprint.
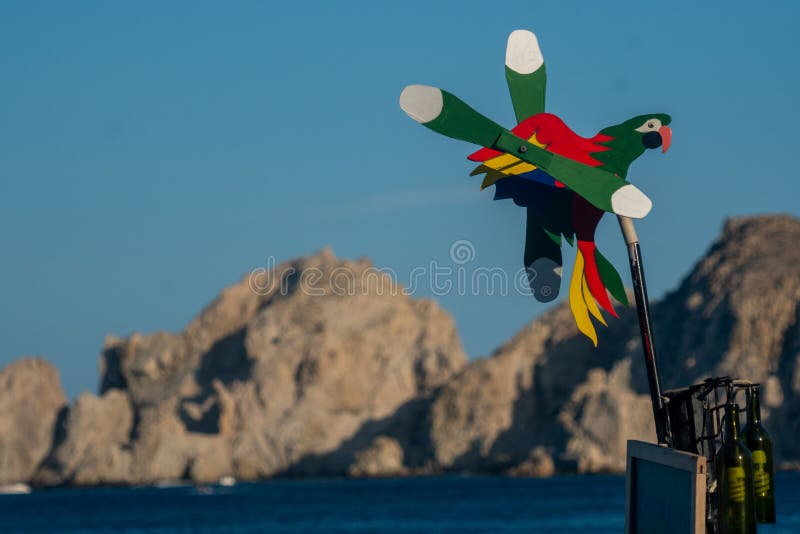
left=618, top=216, right=672, bottom=446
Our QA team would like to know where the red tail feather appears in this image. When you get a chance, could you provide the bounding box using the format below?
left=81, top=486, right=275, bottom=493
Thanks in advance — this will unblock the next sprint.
left=577, top=240, right=618, bottom=318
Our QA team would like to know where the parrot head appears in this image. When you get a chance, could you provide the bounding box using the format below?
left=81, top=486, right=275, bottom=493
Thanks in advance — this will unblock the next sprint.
left=593, top=114, right=672, bottom=178
left=623, top=113, right=672, bottom=152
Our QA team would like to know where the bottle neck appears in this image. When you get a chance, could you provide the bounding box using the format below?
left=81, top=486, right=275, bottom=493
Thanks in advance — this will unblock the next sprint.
left=724, top=403, right=740, bottom=442
left=748, top=388, right=762, bottom=424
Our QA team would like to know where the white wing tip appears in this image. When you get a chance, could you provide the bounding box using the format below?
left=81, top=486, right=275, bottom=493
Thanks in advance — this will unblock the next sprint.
left=506, top=29, right=544, bottom=75
left=399, top=85, right=443, bottom=124
left=611, top=185, right=653, bottom=218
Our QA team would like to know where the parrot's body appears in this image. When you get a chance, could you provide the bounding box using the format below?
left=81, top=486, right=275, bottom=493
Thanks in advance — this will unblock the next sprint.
left=399, top=29, right=671, bottom=346
left=468, top=111, right=671, bottom=345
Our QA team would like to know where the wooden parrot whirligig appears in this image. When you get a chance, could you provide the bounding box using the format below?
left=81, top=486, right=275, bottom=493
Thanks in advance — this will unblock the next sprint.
left=399, top=29, right=672, bottom=346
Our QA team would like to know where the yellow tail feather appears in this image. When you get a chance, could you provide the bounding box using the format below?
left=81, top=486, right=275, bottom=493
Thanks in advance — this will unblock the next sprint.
left=569, top=251, right=598, bottom=346
left=582, top=274, right=607, bottom=327
left=469, top=132, right=546, bottom=189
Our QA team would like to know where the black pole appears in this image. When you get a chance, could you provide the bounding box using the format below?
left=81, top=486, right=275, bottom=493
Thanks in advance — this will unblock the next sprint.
left=618, top=216, right=671, bottom=446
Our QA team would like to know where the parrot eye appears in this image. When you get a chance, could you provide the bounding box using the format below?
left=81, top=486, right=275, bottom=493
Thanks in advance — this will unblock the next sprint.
left=635, top=118, right=662, bottom=133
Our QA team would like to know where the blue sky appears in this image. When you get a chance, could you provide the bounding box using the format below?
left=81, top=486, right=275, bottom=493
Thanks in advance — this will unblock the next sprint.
left=2, top=1, right=799, bottom=398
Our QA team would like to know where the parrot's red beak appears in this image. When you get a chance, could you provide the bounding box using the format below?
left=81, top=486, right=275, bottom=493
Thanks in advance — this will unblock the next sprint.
left=659, top=125, right=672, bottom=153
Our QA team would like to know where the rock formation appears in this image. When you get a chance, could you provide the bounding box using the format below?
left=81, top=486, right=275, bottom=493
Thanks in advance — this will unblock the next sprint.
left=1, top=214, right=799, bottom=486
left=0, top=359, right=66, bottom=485
left=423, top=294, right=652, bottom=474
left=32, top=249, right=466, bottom=485
left=34, top=389, right=133, bottom=486
left=654, top=215, right=800, bottom=465
left=348, top=436, right=407, bottom=478
left=422, top=214, right=800, bottom=473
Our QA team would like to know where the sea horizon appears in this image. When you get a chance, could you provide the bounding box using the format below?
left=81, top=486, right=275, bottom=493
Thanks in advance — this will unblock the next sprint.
left=2, top=472, right=799, bottom=533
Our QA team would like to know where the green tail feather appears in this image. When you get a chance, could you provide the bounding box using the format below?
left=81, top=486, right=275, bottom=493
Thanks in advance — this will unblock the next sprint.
left=543, top=228, right=561, bottom=246
left=595, top=250, right=629, bottom=306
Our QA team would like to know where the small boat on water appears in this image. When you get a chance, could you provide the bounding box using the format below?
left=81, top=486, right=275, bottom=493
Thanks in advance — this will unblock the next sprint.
left=0, top=483, right=32, bottom=495
left=153, top=480, right=192, bottom=489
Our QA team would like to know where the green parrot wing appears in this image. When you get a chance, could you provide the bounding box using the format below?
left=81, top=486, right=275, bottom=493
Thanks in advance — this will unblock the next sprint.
left=398, top=85, right=652, bottom=219
left=505, top=29, right=546, bottom=122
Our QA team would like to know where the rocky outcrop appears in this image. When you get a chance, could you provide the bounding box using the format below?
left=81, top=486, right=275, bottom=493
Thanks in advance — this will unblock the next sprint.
left=0, top=359, right=66, bottom=485
left=4, top=215, right=800, bottom=485
left=32, top=249, right=466, bottom=485
left=33, top=389, right=133, bottom=486
left=424, top=294, right=652, bottom=474
left=421, top=214, right=800, bottom=473
left=506, top=447, right=556, bottom=477
left=653, top=215, right=800, bottom=465
left=347, top=436, right=407, bottom=477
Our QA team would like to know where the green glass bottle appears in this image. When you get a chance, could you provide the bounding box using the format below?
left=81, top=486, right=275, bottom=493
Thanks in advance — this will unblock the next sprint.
left=715, top=403, right=756, bottom=533
left=743, top=386, right=776, bottom=523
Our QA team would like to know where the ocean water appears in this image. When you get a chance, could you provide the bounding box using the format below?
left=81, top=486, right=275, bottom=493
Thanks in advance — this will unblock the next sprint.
left=1, top=473, right=799, bottom=533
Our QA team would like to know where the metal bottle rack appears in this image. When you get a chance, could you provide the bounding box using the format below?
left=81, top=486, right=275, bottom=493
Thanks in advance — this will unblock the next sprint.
left=664, top=378, right=761, bottom=533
